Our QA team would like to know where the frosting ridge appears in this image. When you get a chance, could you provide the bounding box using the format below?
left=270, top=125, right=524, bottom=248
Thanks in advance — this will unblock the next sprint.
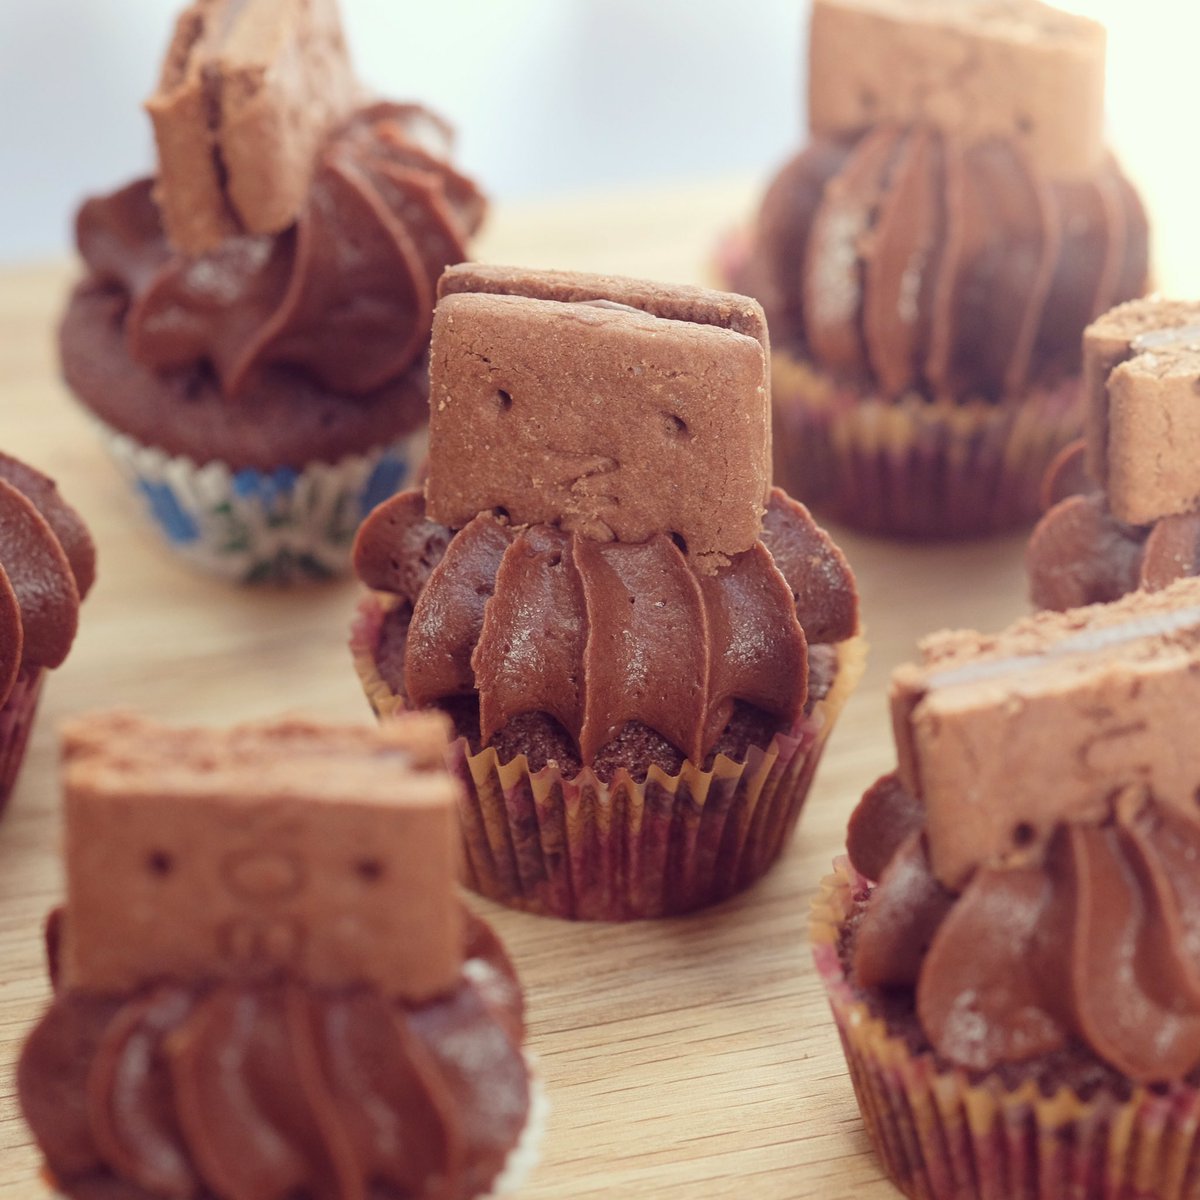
left=0, top=457, right=95, bottom=703
left=355, top=487, right=857, bottom=769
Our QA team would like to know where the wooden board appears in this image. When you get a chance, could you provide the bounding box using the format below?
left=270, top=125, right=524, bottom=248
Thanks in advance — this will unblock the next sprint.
left=0, top=180, right=1037, bottom=1200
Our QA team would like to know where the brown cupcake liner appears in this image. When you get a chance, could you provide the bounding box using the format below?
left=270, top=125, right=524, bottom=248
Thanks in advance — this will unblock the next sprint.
left=813, top=861, right=1200, bottom=1200
left=352, top=595, right=865, bottom=920
left=0, top=669, right=45, bottom=817
left=773, top=354, right=1084, bottom=540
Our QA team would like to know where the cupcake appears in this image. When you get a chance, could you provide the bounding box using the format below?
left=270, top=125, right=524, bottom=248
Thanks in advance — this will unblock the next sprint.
left=1030, top=297, right=1200, bottom=609
left=0, top=452, right=94, bottom=815
left=724, top=0, right=1149, bottom=538
left=61, top=0, right=484, bottom=583
left=352, top=264, right=864, bottom=920
left=814, top=578, right=1200, bottom=1200
left=18, top=711, right=540, bottom=1200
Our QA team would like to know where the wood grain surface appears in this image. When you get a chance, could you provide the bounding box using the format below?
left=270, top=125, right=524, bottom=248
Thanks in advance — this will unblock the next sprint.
left=0, top=180, right=1036, bottom=1200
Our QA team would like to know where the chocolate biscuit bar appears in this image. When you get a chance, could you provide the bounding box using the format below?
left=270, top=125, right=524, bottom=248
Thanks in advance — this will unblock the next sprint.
left=890, top=577, right=1200, bottom=888
left=146, top=0, right=359, bottom=254
left=425, top=266, right=771, bottom=569
left=1082, top=298, right=1200, bottom=525
left=60, top=712, right=461, bottom=1000
left=808, top=0, right=1106, bottom=178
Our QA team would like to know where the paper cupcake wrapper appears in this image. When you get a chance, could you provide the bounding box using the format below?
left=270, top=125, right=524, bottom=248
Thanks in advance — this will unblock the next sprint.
left=94, top=419, right=427, bottom=584
left=352, top=593, right=865, bottom=920
left=0, top=668, right=44, bottom=816
left=813, top=861, right=1200, bottom=1200
left=773, top=355, right=1083, bottom=539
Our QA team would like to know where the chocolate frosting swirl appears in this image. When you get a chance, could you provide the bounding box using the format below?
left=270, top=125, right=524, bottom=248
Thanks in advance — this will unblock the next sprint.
left=75, top=103, right=484, bottom=400
left=747, top=127, right=1148, bottom=402
left=0, top=455, right=95, bottom=703
left=1027, top=449, right=1200, bottom=611
left=848, top=775, right=1200, bottom=1082
left=19, top=913, right=529, bottom=1200
left=1027, top=492, right=1148, bottom=611
left=355, top=487, right=858, bottom=767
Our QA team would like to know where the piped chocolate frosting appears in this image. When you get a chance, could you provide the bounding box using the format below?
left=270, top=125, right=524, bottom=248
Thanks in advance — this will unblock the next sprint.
left=0, top=455, right=94, bottom=704
left=19, top=911, right=530, bottom=1200
left=73, top=103, right=483, bottom=402
left=848, top=778, right=1200, bottom=1083
left=355, top=487, right=858, bottom=776
left=745, top=128, right=1148, bottom=402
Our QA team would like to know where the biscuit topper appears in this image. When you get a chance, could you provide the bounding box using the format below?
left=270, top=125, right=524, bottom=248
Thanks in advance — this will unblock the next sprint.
left=59, top=711, right=463, bottom=1001
left=146, top=0, right=361, bottom=255
left=1081, top=298, right=1200, bottom=526
left=889, top=576, right=1200, bottom=890
left=425, top=264, right=772, bottom=573
left=808, top=0, right=1107, bottom=179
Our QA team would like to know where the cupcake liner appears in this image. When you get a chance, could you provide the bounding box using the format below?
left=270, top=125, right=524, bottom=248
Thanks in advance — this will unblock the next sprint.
left=94, top=418, right=427, bottom=584
left=813, top=861, right=1200, bottom=1200
left=352, top=594, right=866, bottom=920
left=772, top=354, right=1084, bottom=540
left=0, top=669, right=45, bottom=816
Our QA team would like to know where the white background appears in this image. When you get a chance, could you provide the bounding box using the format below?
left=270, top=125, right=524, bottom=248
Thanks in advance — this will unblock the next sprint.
left=1, top=0, right=1198, bottom=283
left=0, top=0, right=805, bottom=263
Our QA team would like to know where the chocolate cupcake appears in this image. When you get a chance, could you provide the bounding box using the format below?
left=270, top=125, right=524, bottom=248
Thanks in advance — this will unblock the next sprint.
left=352, top=264, right=863, bottom=920
left=0, top=452, right=94, bottom=815
left=814, top=579, right=1200, bottom=1200
left=18, top=711, right=541, bottom=1200
left=1030, top=298, right=1200, bottom=609
left=61, top=0, right=484, bottom=583
left=724, top=0, right=1149, bottom=538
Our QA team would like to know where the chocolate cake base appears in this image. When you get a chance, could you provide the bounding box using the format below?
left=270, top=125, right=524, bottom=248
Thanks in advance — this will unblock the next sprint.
left=60, top=283, right=428, bottom=471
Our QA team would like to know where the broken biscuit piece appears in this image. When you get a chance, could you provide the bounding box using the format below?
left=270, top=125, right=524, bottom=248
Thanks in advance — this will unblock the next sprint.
left=425, top=266, right=771, bottom=569
left=890, top=577, right=1200, bottom=889
left=808, top=0, right=1106, bottom=178
left=1081, top=298, right=1200, bottom=525
left=146, top=0, right=360, bottom=254
left=60, top=711, right=461, bottom=1000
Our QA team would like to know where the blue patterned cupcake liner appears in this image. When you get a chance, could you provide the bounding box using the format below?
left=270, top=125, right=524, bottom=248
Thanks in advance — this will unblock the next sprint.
left=95, top=420, right=426, bottom=584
